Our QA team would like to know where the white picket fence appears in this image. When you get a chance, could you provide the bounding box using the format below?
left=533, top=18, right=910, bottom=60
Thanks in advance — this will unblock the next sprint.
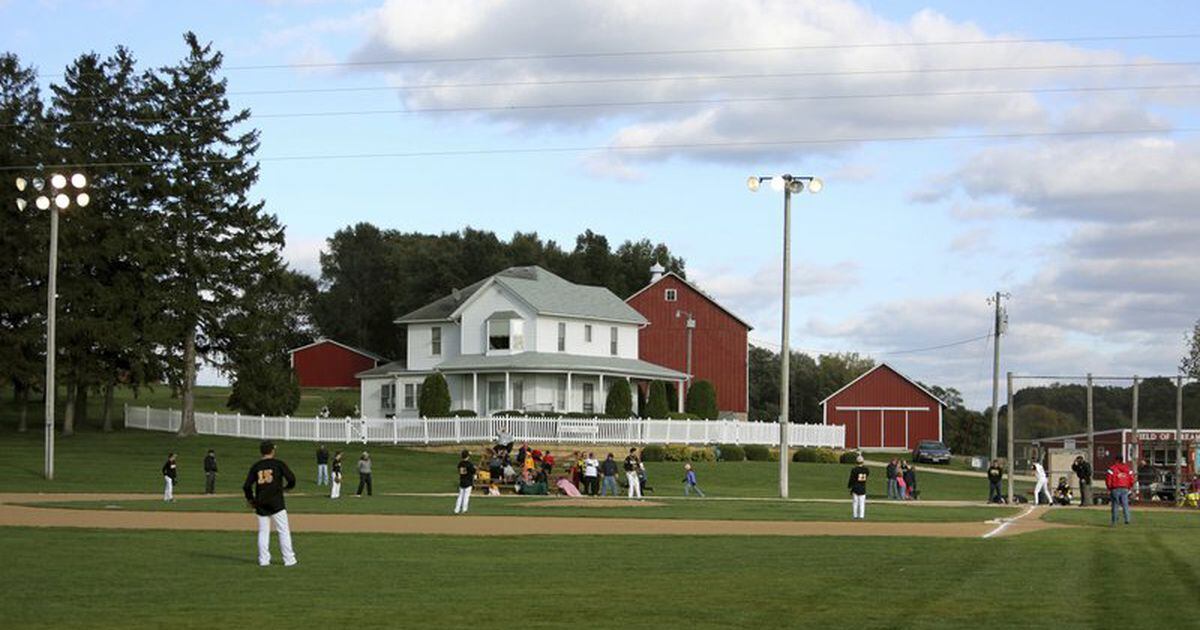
left=123, top=405, right=844, bottom=448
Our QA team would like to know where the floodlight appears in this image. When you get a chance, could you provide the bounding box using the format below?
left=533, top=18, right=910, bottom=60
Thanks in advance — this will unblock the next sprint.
left=54, top=194, right=70, bottom=209
left=16, top=198, right=27, bottom=211
left=770, top=176, right=785, bottom=192
left=50, top=174, right=67, bottom=189
left=15, top=177, right=27, bottom=192
left=807, top=177, right=824, bottom=194
left=76, top=193, right=90, bottom=207
left=32, top=178, right=44, bottom=191
left=787, top=179, right=803, bottom=194
left=36, top=195, right=51, bottom=210
left=70, top=173, right=87, bottom=188
left=746, top=176, right=760, bottom=192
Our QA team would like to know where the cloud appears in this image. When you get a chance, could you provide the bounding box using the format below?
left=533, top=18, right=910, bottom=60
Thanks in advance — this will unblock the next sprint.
left=283, top=234, right=325, bottom=277
left=948, top=227, right=991, bottom=253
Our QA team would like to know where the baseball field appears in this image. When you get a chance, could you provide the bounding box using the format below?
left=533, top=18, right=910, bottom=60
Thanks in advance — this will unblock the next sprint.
left=1, top=424, right=1197, bottom=629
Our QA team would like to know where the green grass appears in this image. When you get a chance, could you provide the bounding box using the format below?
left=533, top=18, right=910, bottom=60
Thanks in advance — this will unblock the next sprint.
left=1042, top=505, right=1200, bottom=529
left=0, top=425, right=1033, bottom=500
left=29, top=494, right=1017, bottom=523
left=1, top=524, right=1195, bottom=629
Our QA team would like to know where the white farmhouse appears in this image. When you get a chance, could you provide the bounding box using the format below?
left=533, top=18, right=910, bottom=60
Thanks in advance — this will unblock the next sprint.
left=357, top=266, right=687, bottom=418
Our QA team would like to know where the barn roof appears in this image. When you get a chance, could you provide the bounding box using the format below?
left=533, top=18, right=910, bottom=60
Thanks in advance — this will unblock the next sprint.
left=626, top=271, right=753, bottom=330
left=819, top=363, right=948, bottom=407
left=289, top=338, right=388, bottom=363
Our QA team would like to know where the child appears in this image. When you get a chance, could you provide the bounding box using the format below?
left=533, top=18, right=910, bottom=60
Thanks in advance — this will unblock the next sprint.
left=683, top=463, right=705, bottom=497
left=162, top=452, right=178, bottom=502
left=330, top=451, right=343, bottom=499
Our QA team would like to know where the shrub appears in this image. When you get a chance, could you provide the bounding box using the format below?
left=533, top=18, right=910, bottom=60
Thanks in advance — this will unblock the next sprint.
left=605, top=379, right=633, bottom=418
left=524, top=411, right=563, bottom=418
left=645, top=381, right=670, bottom=418
left=449, top=409, right=477, bottom=417
left=717, top=444, right=746, bottom=461
left=494, top=410, right=525, bottom=417
left=664, top=445, right=691, bottom=461
left=563, top=411, right=592, bottom=419
left=684, top=380, right=719, bottom=419
left=636, top=386, right=648, bottom=418
left=641, top=444, right=666, bottom=462
left=815, top=448, right=839, bottom=464
left=689, top=447, right=716, bottom=462
left=744, top=444, right=771, bottom=461
left=840, top=450, right=862, bottom=464
left=667, top=412, right=699, bottom=420
left=418, top=373, right=451, bottom=418
left=324, top=396, right=357, bottom=418
left=792, top=447, right=818, bottom=462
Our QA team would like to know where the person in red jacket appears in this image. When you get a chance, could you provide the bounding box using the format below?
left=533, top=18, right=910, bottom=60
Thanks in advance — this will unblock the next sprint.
left=1105, top=454, right=1134, bottom=526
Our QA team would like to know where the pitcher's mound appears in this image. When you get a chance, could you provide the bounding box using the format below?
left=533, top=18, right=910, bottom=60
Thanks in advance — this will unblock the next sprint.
left=518, top=498, right=664, bottom=508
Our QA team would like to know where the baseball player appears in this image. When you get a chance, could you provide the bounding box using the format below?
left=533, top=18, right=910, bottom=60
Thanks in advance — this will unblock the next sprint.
left=1032, top=460, right=1051, bottom=505
left=203, top=449, right=218, bottom=494
left=243, top=440, right=298, bottom=567
left=848, top=455, right=870, bottom=520
left=162, top=452, right=178, bottom=502
left=454, top=449, right=476, bottom=514
left=624, top=448, right=642, bottom=499
left=330, top=451, right=343, bottom=499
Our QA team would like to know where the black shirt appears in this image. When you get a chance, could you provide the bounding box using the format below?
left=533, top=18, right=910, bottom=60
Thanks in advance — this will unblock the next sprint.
left=162, top=459, right=178, bottom=480
left=848, top=465, right=870, bottom=495
left=987, top=466, right=1003, bottom=483
left=243, top=458, right=296, bottom=516
left=458, top=459, right=477, bottom=489
left=203, top=455, right=217, bottom=473
left=885, top=462, right=897, bottom=479
left=624, top=455, right=638, bottom=472
left=331, top=459, right=342, bottom=475
left=601, top=459, right=618, bottom=476
left=317, top=448, right=329, bottom=465
left=1071, top=460, right=1092, bottom=485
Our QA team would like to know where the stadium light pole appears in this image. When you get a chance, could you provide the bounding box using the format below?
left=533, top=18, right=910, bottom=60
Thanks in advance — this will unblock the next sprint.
left=674, top=309, right=696, bottom=387
left=14, top=172, right=90, bottom=480
left=748, top=174, right=822, bottom=499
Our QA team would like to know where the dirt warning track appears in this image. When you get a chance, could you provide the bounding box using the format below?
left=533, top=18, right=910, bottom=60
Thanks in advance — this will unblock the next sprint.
left=0, top=493, right=1066, bottom=539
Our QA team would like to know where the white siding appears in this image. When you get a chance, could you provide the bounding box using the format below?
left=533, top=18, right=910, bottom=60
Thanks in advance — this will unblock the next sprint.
left=407, top=322, right=461, bottom=371
left=535, top=316, right=639, bottom=358
left=458, top=284, right=538, bottom=355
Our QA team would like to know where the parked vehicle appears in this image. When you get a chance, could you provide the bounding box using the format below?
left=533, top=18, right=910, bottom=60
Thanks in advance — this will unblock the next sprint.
left=912, top=440, right=951, bottom=464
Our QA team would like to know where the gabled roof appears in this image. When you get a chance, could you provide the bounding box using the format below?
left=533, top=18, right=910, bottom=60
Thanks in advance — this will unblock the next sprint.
left=355, top=359, right=409, bottom=379
left=397, top=266, right=648, bottom=325
left=819, top=363, right=948, bottom=407
left=626, top=271, right=753, bottom=330
left=289, top=338, right=388, bottom=363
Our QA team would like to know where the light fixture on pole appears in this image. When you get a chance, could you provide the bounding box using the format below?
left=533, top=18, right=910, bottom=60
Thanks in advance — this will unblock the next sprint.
left=675, top=309, right=696, bottom=389
left=14, top=171, right=90, bottom=480
left=747, top=173, right=822, bottom=499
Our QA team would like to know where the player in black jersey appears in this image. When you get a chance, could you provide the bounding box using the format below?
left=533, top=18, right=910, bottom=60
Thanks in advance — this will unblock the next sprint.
left=847, top=454, right=870, bottom=520
left=243, top=440, right=298, bottom=566
left=454, top=449, right=476, bottom=514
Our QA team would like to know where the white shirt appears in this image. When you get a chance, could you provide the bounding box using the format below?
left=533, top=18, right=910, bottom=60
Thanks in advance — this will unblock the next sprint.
left=1033, top=463, right=1047, bottom=483
left=584, top=458, right=599, bottom=477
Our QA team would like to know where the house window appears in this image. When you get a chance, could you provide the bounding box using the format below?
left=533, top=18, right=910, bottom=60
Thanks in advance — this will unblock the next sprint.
left=381, top=383, right=396, bottom=412
left=557, top=322, right=566, bottom=352
left=488, top=319, right=511, bottom=350
left=512, top=380, right=524, bottom=410
left=665, top=288, right=677, bottom=302
left=556, top=377, right=567, bottom=410
left=488, top=381, right=505, bottom=412
left=404, top=383, right=422, bottom=409
left=582, top=382, right=595, bottom=414
left=584, top=324, right=592, bottom=343
left=431, top=326, right=442, bottom=356
left=610, top=327, right=618, bottom=356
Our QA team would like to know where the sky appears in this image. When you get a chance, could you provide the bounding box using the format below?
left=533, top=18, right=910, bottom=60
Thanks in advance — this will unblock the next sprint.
left=4, top=0, right=1199, bottom=411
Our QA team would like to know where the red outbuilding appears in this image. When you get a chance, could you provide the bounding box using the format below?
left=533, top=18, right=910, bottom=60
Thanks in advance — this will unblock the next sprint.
left=626, top=267, right=751, bottom=418
left=289, top=339, right=387, bottom=389
left=822, top=363, right=945, bottom=450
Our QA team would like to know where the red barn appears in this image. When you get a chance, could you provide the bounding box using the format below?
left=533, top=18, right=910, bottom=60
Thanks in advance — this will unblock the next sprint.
left=289, top=339, right=386, bottom=389
left=626, top=268, right=751, bottom=418
left=822, top=363, right=945, bottom=450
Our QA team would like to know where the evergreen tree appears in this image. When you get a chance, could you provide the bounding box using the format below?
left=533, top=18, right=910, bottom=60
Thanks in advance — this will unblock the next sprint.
left=685, top=379, right=719, bottom=419
left=645, top=380, right=670, bottom=418
left=0, top=53, right=49, bottom=433
left=147, top=33, right=284, bottom=436
left=1183, top=319, right=1200, bottom=379
left=604, top=378, right=633, bottom=418
left=418, top=373, right=451, bottom=418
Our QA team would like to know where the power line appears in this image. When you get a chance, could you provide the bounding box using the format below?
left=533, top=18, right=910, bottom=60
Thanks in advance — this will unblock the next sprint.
left=750, top=332, right=993, bottom=357
left=3, top=125, right=1195, bottom=172
left=50, top=60, right=1200, bottom=103
left=213, top=33, right=1200, bottom=72
left=22, top=82, right=1200, bottom=129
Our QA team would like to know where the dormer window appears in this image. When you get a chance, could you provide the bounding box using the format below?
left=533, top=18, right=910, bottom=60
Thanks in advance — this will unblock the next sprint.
left=665, top=288, right=677, bottom=302
left=487, top=312, right=524, bottom=352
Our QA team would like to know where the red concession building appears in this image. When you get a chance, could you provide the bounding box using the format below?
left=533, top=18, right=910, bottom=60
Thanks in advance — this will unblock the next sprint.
left=289, top=339, right=387, bottom=389
left=822, top=363, right=946, bottom=450
left=626, top=267, right=751, bottom=418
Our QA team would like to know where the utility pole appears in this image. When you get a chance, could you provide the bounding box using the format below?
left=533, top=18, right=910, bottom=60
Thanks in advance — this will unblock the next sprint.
left=988, top=292, right=1010, bottom=461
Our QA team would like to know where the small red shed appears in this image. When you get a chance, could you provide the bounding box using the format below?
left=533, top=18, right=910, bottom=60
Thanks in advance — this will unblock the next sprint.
left=626, top=268, right=751, bottom=418
left=289, top=339, right=386, bottom=389
left=821, top=363, right=945, bottom=450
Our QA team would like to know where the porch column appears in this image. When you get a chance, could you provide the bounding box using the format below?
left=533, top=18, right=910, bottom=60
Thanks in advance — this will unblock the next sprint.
left=677, top=379, right=685, bottom=412
left=504, top=371, right=511, bottom=410
left=629, top=377, right=636, bottom=415
left=599, top=374, right=605, bottom=413
left=472, top=372, right=479, bottom=414
left=393, top=375, right=401, bottom=416
left=566, top=372, right=573, bottom=412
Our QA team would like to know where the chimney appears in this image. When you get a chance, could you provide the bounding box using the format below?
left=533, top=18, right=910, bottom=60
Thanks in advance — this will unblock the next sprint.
left=650, top=262, right=665, bottom=282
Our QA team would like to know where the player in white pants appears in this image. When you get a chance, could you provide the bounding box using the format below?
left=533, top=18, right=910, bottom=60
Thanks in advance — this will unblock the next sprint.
left=161, top=453, right=178, bottom=502
left=257, top=510, right=296, bottom=567
left=454, top=449, right=476, bottom=514
left=244, top=440, right=298, bottom=567
left=1032, top=461, right=1050, bottom=505
left=330, top=451, right=343, bottom=499
left=624, top=448, right=642, bottom=499
left=848, top=455, right=870, bottom=520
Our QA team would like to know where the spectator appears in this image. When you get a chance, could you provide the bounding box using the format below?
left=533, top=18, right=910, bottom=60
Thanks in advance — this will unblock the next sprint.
left=1137, top=459, right=1155, bottom=501
left=203, top=449, right=218, bottom=495
left=885, top=458, right=899, bottom=500
left=541, top=451, right=556, bottom=478
left=162, top=453, right=178, bottom=502
left=488, top=450, right=504, bottom=485
left=848, top=455, right=870, bottom=519
left=987, top=459, right=1004, bottom=503
left=330, top=451, right=343, bottom=499
left=902, top=460, right=918, bottom=500
left=583, top=452, right=600, bottom=496
left=600, top=453, right=619, bottom=496
left=1053, top=477, right=1074, bottom=505
left=1071, top=455, right=1093, bottom=506
left=516, top=443, right=529, bottom=468
left=495, top=426, right=514, bottom=455
left=1032, top=460, right=1051, bottom=506
left=356, top=451, right=373, bottom=497
left=316, top=444, right=330, bottom=487
left=683, top=463, right=705, bottom=498
left=896, top=463, right=908, bottom=500
left=638, top=460, right=652, bottom=495
left=569, top=451, right=583, bottom=489
left=624, top=448, right=642, bottom=499
left=1106, top=454, right=1134, bottom=526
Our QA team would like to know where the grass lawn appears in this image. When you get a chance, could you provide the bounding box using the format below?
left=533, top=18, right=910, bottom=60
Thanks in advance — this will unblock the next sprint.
left=28, top=494, right=1018, bottom=523
left=0, top=425, right=1033, bottom=500
left=1, top=523, right=1195, bottom=629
